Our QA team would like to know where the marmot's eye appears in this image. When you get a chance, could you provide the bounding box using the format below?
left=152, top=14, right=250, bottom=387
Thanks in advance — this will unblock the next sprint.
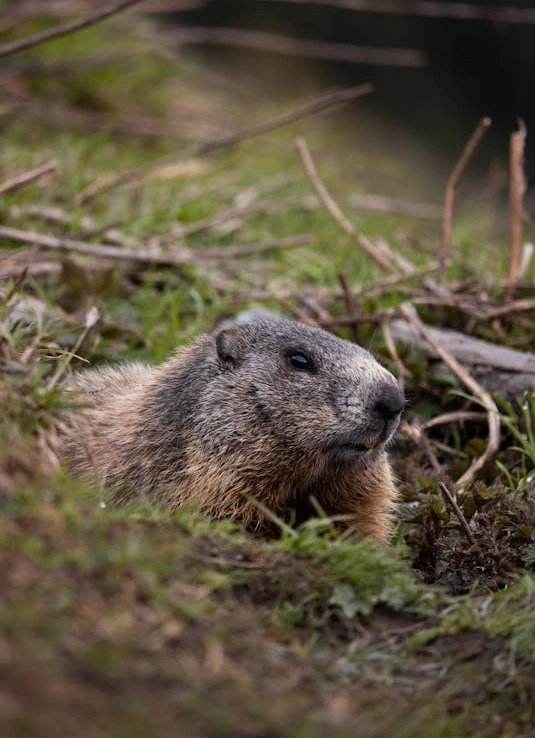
left=287, top=352, right=314, bottom=372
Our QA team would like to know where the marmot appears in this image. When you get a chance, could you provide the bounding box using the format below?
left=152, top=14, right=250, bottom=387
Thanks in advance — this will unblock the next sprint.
left=59, top=316, right=405, bottom=541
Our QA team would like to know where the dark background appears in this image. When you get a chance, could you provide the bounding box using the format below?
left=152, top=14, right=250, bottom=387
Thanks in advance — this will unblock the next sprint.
left=162, top=0, right=535, bottom=184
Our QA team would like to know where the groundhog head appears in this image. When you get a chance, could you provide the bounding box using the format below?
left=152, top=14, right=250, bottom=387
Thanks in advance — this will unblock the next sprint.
left=206, top=317, right=405, bottom=466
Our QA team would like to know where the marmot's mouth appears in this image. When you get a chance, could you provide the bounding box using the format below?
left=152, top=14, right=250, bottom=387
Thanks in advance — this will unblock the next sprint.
left=333, top=434, right=384, bottom=456
left=363, top=433, right=382, bottom=450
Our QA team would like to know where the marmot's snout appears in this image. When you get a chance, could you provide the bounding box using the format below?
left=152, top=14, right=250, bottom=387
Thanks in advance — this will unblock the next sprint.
left=374, top=380, right=406, bottom=423
left=368, top=379, right=405, bottom=446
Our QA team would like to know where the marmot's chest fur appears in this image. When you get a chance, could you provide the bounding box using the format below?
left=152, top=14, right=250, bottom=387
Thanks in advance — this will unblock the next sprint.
left=59, top=316, right=405, bottom=541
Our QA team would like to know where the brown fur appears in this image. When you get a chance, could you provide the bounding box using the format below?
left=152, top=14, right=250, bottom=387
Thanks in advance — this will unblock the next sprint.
left=58, top=316, right=405, bottom=541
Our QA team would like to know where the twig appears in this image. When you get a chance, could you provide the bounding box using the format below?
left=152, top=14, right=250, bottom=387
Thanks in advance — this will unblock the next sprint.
left=482, top=297, right=535, bottom=320
left=0, top=225, right=311, bottom=265
left=439, top=116, right=491, bottom=284
left=507, top=119, right=527, bottom=298
left=399, top=421, right=444, bottom=477
left=162, top=25, right=426, bottom=67
left=0, top=0, right=146, bottom=60
left=382, top=321, right=410, bottom=385
left=47, top=307, right=99, bottom=391
left=298, top=295, right=332, bottom=322
left=169, top=202, right=271, bottom=241
left=80, top=84, right=374, bottom=204
left=422, top=411, right=488, bottom=431
left=233, top=261, right=442, bottom=305
left=198, top=234, right=314, bottom=259
left=10, top=204, right=140, bottom=249
left=0, top=1, right=203, bottom=20
left=349, top=192, right=441, bottom=220
left=0, top=225, right=187, bottom=265
left=317, top=309, right=396, bottom=328
left=283, top=300, right=319, bottom=325
left=0, top=160, right=58, bottom=195
left=399, top=302, right=500, bottom=490
left=439, top=482, right=476, bottom=545
left=7, top=99, right=182, bottom=141
left=519, top=242, right=534, bottom=279
left=338, top=272, right=360, bottom=343
left=252, top=0, right=535, bottom=25
left=295, top=136, right=400, bottom=274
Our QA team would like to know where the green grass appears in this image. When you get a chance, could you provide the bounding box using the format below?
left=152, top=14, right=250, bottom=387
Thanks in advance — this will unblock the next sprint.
left=1, top=9, right=535, bottom=738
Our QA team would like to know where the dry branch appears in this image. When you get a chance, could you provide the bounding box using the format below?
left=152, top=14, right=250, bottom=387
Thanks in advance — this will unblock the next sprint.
left=197, top=234, right=314, bottom=259
left=390, top=317, right=535, bottom=379
left=0, top=0, right=146, bottom=59
left=348, top=193, right=441, bottom=220
left=398, top=303, right=500, bottom=490
left=0, top=225, right=311, bottom=267
left=162, top=26, right=426, bottom=67
left=439, top=482, right=476, bottom=545
left=391, top=316, right=535, bottom=398
left=5, top=99, right=182, bottom=141
left=80, top=84, right=374, bottom=204
left=0, top=225, right=188, bottom=265
left=400, top=421, right=444, bottom=478
left=296, top=137, right=401, bottom=274
left=382, top=320, right=410, bottom=386
left=252, top=0, right=535, bottom=24
left=338, top=272, right=360, bottom=343
left=0, top=161, right=58, bottom=195
left=439, top=117, right=491, bottom=284
left=422, top=411, right=488, bottom=431
left=507, top=120, right=527, bottom=297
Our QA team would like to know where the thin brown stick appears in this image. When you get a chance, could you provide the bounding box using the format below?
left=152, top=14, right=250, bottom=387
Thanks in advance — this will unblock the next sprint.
left=0, top=226, right=311, bottom=265
left=198, top=234, right=314, bottom=259
left=297, top=295, right=332, bottom=323
left=0, top=0, right=146, bottom=60
left=247, top=0, right=535, bottom=24
left=482, top=297, right=535, bottom=320
left=295, top=137, right=400, bottom=274
left=349, top=192, right=441, bottom=220
left=162, top=26, right=426, bottom=67
left=8, top=99, right=181, bottom=141
left=382, top=321, right=410, bottom=385
left=439, top=116, right=491, bottom=284
left=317, top=309, right=396, bottom=328
left=0, top=161, right=58, bottom=195
left=338, top=272, right=360, bottom=343
left=439, top=482, right=476, bottom=545
left=0, top=1, right=203, bottom=20
left=431, top=440, right=469, bottom=459
left=169, top=203, right=271, bottom=241
left=238, top=262, right=441, bottom=305
left=519, top=242, right=534, bottom=279
left=47, top=307, right=99, bottom=391
left=0, top=225, right=184, bottom=265
left=400, top=421, right=444, bottom=477
left=422, top=411, right=488, bottom=431
left=79, top=84, right=373, bottom=204
left=507, top=119, right=527, bottom=298
left=399, top=302, right=500, bottom=490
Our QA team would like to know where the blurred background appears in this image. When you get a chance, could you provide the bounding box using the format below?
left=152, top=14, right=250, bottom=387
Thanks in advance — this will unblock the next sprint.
left=149, top=0, right=535, bottom=185
left=3, top=0, right=535, bottom=215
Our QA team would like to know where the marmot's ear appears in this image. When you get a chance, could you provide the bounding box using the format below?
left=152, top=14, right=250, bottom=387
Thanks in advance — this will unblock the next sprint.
left=215, top=326, right=246, bottom=369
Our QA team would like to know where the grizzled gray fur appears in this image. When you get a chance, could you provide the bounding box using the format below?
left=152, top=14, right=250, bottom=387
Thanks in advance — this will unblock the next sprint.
left=59, top=316, right=405, bottom=540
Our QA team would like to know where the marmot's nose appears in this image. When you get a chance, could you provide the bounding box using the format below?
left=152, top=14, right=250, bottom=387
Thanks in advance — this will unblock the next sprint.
left=374, top=381, right=406, bottom=421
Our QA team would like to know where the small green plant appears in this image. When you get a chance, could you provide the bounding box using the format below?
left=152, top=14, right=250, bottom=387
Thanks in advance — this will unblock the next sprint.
left=497, top=392, right=535, bottom=479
